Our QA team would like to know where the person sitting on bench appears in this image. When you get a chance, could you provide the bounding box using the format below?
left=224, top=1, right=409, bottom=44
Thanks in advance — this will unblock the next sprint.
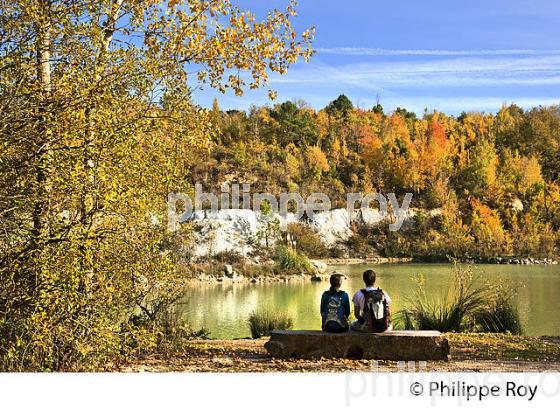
left=320, top=273, right=350, bottom=333
left=351, top=269, right=392, bottom=332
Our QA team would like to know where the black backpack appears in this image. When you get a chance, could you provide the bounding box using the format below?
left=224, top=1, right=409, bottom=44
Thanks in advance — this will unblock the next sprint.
left=360, top=288, right=389, bottom=333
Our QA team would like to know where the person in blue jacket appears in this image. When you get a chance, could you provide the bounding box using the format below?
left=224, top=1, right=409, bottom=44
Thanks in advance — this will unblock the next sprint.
left=320, top=273, right=350, bottom=332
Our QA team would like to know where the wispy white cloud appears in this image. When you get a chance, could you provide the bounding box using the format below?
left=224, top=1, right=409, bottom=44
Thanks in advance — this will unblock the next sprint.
left=200, top=48, right=560, bottom=115
left=316, top=48, right=560, bottom=57
left=269, top=55, right=560, bottom=88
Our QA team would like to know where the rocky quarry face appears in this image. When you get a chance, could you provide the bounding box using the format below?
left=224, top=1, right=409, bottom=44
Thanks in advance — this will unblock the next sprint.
left=186, top=208, right=418, bottom=259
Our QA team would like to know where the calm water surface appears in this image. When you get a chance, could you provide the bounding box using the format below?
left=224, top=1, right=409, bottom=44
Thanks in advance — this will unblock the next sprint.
left=179, top=264, right=560, bottom=339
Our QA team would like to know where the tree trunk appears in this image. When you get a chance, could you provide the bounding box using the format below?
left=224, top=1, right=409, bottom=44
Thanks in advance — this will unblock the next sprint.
left=32, top=0, right=52, bottom=245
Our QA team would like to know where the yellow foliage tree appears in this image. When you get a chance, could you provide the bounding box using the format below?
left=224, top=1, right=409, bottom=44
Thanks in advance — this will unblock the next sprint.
left=470, top=200, right=511, bottom=256
left=306, top=146, right=330, bottom=180
left=0, top=0, right=313, bottom=370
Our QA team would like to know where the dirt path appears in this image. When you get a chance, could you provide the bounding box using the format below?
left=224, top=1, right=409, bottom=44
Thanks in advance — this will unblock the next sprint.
left=123, top=334, right=560, bottom=372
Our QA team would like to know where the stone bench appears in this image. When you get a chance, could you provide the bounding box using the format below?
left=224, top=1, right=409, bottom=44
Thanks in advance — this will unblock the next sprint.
left=265, top=330, right=449, bottom=361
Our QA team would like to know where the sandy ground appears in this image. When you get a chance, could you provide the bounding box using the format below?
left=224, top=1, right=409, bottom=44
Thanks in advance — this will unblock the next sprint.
left=122, top=335, right=560, bottom=372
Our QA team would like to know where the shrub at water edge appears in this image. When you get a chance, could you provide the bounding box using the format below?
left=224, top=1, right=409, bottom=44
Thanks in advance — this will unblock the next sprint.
left=394, top=264, right=523, bottom=335
left=248, top=310, right=294, bottom=339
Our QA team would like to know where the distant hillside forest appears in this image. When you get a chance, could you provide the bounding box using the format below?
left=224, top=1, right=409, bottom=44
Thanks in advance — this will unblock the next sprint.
left=191, top=95, right=560, bottom=260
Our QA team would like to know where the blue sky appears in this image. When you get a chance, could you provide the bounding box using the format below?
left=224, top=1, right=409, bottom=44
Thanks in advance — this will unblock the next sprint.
left=194, top=0, right=560, bottom=115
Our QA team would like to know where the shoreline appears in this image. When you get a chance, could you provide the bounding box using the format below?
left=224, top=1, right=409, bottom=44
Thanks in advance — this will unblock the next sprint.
left=322, top=256, right=558, bottom=266
left=187, top=256, right=559, bottom=285
left=317, top=257, right=413, bottom=265
left=187, top=257, right=413, bottom=285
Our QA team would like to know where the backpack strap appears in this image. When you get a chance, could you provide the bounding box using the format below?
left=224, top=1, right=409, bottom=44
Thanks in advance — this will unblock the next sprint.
left=377, top=289, right=389, bottom=309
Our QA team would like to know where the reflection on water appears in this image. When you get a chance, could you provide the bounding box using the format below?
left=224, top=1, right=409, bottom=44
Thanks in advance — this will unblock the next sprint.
left=178, top=264, right=560, bottom=339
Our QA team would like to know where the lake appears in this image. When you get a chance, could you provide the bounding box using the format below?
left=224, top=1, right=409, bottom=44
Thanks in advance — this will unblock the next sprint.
left=179, top=263, right=560, bottom=339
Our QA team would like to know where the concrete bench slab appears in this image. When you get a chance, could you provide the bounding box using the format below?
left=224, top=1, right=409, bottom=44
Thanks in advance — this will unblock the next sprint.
left=265, top=330, right=449, bottom=361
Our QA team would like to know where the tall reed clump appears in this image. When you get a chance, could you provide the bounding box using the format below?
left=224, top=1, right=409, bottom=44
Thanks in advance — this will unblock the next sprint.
left=395, top=264, right=522, bottom=334
left=274, top=245, right=312, bottom=273
left=248, top=310, right=294, bottom=338
left=471, top=286, right=523, bottom=335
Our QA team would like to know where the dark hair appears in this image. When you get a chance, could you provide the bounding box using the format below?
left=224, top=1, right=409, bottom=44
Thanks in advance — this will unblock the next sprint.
left=329, top=274, right=343, bottom=292
left=363, top=270, right=376, bottom=286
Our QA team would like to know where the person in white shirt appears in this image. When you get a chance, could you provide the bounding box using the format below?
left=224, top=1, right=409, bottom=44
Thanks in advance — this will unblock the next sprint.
left=351, top=269, right=392, bottom=332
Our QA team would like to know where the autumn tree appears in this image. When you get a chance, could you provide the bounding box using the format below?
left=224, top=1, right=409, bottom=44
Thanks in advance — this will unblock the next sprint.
left=470, top=200, right=511, bottom=256
left=522, top=106, right=560, bottom=182
left=0, top=0, right=313, bottom=370
left=305, top=146, right=330, bottom=180
left=455, top=138, right=499, bottom=200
